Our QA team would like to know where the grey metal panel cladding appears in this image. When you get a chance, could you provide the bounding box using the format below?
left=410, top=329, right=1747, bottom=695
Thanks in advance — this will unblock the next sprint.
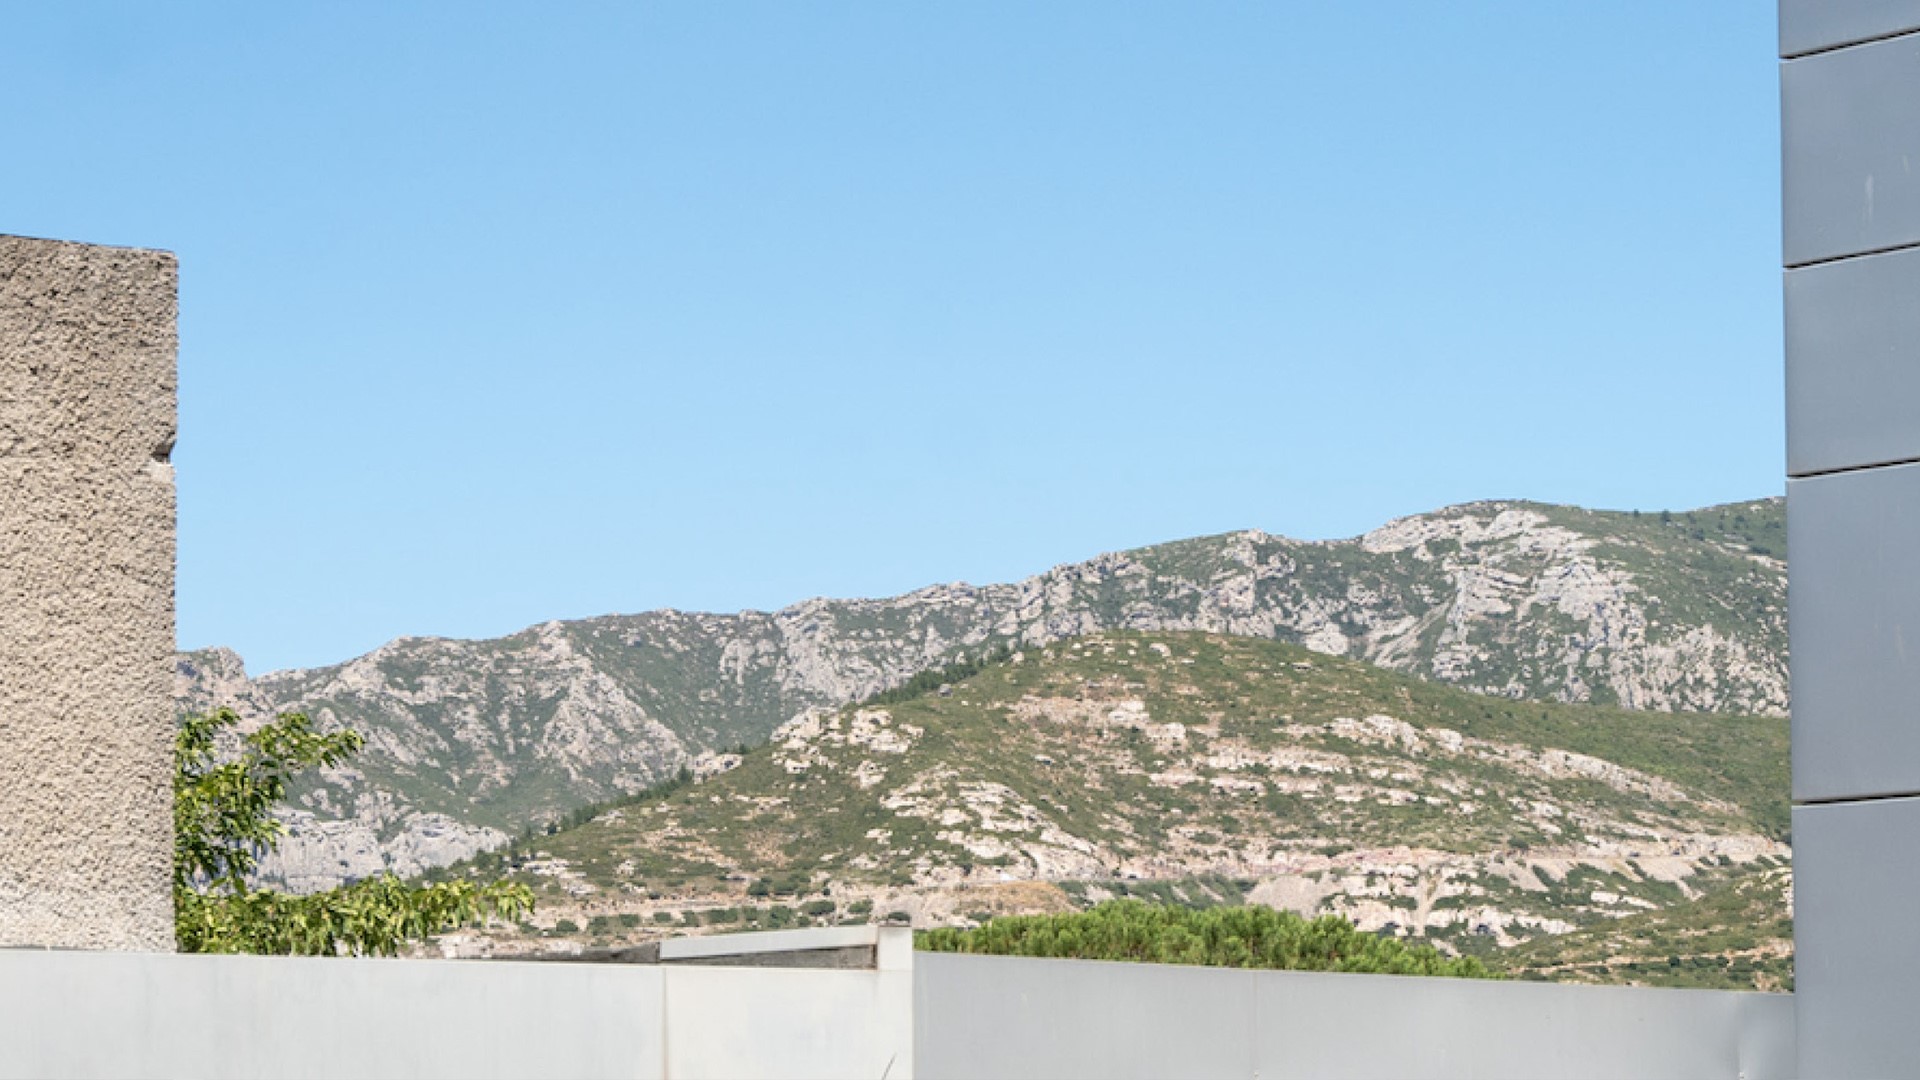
left=1789, top=464, right=1920, bottom=801
left=1782, top=33, right=1920, bottom=266
left=1786, top=245, right=1920, bottom=474
left=1793, top=798, right=1920, bottom=1079
left=1781, top=0, right=1920, bottom=58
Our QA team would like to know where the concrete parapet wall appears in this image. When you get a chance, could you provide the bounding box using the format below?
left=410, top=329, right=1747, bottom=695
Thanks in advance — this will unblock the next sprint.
left=0, top=949, right=666, bottom=1080
left=913, top=953, right=1794, bottom=1080
left=0, top=927, right=1797, bottom=1079
left=0, top=943, right=914, bottom=1080
left=0, top=235, right=177, bottom=950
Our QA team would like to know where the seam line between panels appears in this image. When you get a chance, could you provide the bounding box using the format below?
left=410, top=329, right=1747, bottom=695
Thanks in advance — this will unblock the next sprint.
left=1790, top=457, right=1920, bottom=480
left=1795, top=792, right=1920, bottom=808
left=1786, top=239, right=1920, bottom=272
left=1782, top=24, right=1920, bottom=60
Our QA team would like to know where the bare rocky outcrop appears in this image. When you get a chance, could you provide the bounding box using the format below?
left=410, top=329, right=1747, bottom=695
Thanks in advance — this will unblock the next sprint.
left=253, top=811, right=508, bottom=894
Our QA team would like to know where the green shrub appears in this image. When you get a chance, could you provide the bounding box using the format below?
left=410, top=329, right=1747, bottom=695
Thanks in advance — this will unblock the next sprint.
left=553, top=918, right=580, bottom=934
left=916, top=901, right=1495, bottom=980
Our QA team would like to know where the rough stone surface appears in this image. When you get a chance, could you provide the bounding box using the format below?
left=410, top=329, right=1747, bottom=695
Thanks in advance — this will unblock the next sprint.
left=0, top=235, right=176, bottom=950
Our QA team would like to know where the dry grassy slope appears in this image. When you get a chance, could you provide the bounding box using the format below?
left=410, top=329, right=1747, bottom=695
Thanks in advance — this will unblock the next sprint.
left=179, top=497, right=1786, bottom=890
left=472, top=630, right=1789, bottom=985
left=1497, top=867, right=1794, bottom=991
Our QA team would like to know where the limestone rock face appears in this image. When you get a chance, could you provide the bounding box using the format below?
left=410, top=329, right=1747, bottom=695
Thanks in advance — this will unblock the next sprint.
left=254, top=811, right=508, bottom=894
left=179, top=498, right=1786, bottom=891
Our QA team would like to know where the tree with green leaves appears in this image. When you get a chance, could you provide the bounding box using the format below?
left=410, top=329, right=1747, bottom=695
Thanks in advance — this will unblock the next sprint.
left=174, top=707, right=533, bottom=955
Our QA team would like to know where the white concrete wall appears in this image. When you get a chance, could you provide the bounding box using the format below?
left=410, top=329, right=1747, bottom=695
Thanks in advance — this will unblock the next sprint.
left=0, top=946, right=914, bottom=1080
left=663, top=926, right=914, bottom=1079
left=667, top=966, right=912, bottom=1080
left=0, top=936, right=1798, bottom=1079
left=913, top=953, right=1795, bottom=1080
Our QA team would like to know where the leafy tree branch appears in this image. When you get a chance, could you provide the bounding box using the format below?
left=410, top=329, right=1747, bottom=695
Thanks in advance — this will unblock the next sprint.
left=174, top=708, right=532, bottom=955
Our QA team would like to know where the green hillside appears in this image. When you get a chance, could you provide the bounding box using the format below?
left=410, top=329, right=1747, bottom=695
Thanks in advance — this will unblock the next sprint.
left=447, top=630, right=1789, bottom=986
left=1494, top=862, right=1793, bottom=990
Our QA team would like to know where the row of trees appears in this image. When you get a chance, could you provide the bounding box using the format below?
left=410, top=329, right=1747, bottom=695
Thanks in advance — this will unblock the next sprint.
left=859, top=644, right=1016, bottom=708
left=918, top=900, right=1495, bottom=979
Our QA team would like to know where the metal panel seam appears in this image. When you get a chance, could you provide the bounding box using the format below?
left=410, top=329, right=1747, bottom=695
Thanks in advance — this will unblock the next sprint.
left=1783, top=25, right=1920, bottom=60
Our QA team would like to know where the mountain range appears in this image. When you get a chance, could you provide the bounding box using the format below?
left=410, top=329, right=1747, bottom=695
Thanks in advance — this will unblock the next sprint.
left=176, top=496, right=1786, bottom=892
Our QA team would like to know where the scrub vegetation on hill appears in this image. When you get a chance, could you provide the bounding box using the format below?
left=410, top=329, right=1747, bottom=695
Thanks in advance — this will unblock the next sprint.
left=1494, top=864, right=1794, bottom=991
left=436, top=630, right=1789, bottom=988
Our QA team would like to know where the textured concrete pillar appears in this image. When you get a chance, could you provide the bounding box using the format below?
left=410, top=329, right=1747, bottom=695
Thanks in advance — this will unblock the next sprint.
left=0, top=236, right=177, bottom=950
left=1781, top=3, right=1920, bottom=1074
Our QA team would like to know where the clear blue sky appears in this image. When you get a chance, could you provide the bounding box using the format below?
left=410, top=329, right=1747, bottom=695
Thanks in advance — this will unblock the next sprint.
left=3, top=4, right=1784, bottom=674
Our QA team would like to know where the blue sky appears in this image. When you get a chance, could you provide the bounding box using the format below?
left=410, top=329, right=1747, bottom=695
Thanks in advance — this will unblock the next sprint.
left=4, top=4, right=1784, bottom=673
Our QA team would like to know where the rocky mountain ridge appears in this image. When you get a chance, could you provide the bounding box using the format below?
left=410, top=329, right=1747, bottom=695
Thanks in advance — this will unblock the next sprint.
left=176, top=497, right=1786, bottom=890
